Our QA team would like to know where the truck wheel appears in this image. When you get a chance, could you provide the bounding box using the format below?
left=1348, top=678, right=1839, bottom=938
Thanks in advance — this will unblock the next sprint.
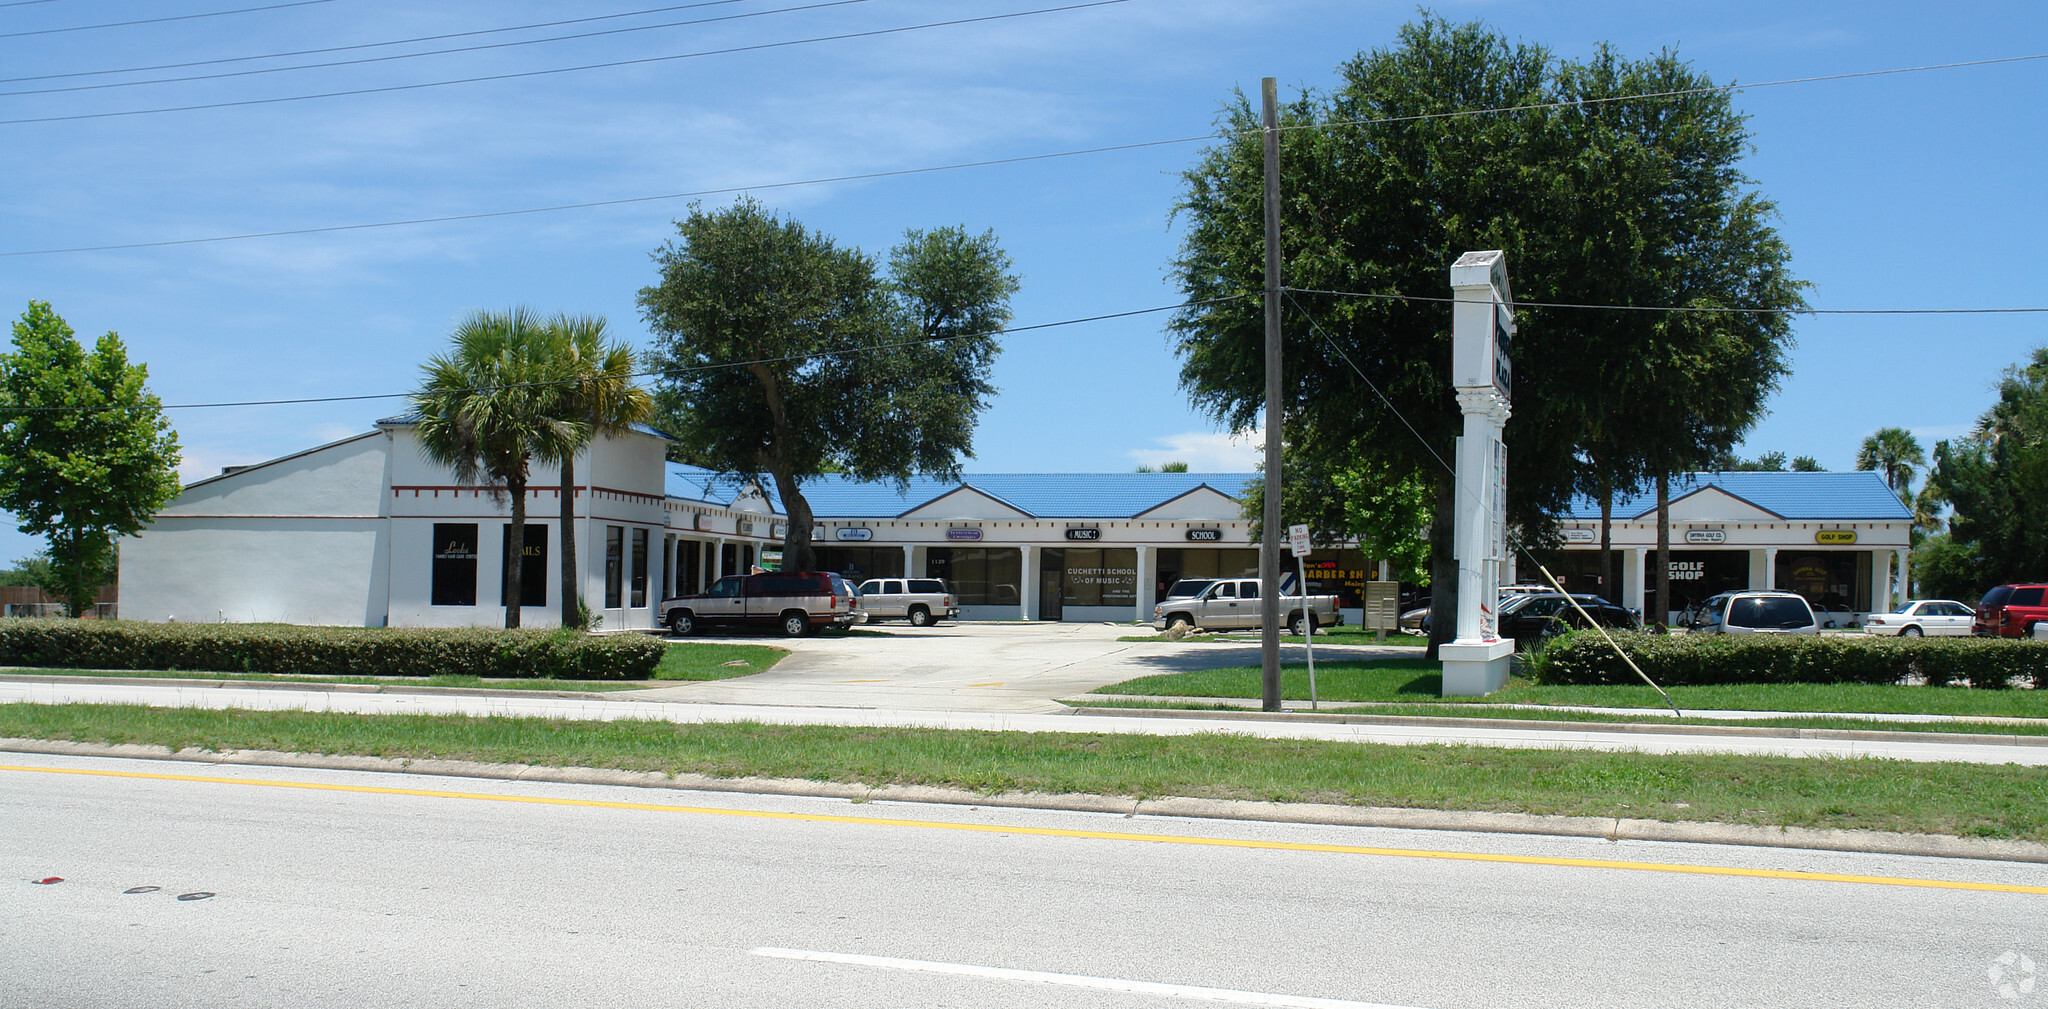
left=1288, top=612, right=1317, bottom=637
left=666, top=610, right=695, bottom=637
left=908, top=605, right=933, bottom=627
left=780, top=612, right=810, bottom=638
left=1165, top=613, right=1193, bottom=632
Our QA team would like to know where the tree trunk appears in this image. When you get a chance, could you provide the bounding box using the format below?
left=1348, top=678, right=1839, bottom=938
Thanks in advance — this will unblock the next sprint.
left=506, top=475, right=525, bottom=629
left=1425, top=471, right=1457, bottom=661
left=1652, top=473, right=1670, bottom=634
left=767, top=462, right=817, bottom=573
left=1597, top=489, right=1613, bottom=600
left=559, top=452, right=580, bottom=629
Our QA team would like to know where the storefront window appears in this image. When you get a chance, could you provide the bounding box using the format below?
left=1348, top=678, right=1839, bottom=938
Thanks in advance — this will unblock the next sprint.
left=927, top=547, right=1022, bottom=606
left=1156, top=548, right=1260, bottom=599
left=1525, top=549, right=1625, bottom=600
left=431, top=523, right=477, bottom=607
left=605, top=525, right=624, bottom=609
left=1298, top=549, right=1374, bottom=608
left=813, top=546, right=906, bottom=581
left=1056, top=548, right=1137, bottom=607
left=1776, top=551, right=1871, bottom=612
left=498, top=524, right=547, bottom=607
left=630, top=528, right=648, bottom=608
left=1646, top=550, right=1750, bottom=610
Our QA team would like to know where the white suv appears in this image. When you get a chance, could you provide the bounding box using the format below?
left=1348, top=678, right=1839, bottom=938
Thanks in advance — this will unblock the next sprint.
left=1692, top=591, right=1819, bottom=636
left=855, top=578, right=958, bottom=626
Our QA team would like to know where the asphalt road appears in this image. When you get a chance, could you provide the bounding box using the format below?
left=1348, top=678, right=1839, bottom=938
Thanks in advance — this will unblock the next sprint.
left=4, top=753, right=2043, bottom=1009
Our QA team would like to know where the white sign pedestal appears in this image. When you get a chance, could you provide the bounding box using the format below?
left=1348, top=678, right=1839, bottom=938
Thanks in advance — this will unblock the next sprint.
left=1441, top=250, right=1515, bottom=697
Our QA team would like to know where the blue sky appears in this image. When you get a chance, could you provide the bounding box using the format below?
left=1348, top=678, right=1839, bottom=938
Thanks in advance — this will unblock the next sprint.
left=3, top=0, right=2045, bottom=565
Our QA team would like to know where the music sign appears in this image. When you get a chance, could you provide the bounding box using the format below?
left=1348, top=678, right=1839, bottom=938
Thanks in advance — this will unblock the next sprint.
left=1064, top=528, right=1101, bottom=542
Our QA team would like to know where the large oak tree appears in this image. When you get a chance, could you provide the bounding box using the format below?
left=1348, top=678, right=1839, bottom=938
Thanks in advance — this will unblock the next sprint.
left=1169, top=17, right=1802, bottom=648
left=639, top=199, right=1018, bottom=573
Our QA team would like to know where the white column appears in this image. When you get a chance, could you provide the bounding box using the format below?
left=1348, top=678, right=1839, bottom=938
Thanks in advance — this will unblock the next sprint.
left=1625, top=548, right=1645, bottom=614
left=1872, top=549, right=1894, bottom=614
left=1763, top=548, right=1779, bottom=590
left=1134, top=544, right=1152, bottom=623
left=1896, top=548, right=1910, bottom=603
left=1021, top=545, right=1038, bottom=621
left=902, top=543, right=916, bottom=578
left=712, top=537, right=727, bottom=580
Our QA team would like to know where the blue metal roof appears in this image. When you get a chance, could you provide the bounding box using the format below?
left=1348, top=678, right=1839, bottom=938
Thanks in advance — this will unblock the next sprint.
left=664, top=467, right=1260, bottom=518
left=1562, top=471, right=1913, bottom=521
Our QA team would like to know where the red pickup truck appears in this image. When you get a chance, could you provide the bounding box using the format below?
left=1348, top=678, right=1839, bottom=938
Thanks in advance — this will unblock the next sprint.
left=661, top=571, right=863, bottom=637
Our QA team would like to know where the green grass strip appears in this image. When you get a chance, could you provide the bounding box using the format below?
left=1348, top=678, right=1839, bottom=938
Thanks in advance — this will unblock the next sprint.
left=1096, top=659, right=2048, bottom=719
left=3, top=702, right=2044, bottom=842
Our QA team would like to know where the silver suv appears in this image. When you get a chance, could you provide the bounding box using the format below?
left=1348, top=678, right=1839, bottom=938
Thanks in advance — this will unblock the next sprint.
left=1691, top=590, right=1819, bottom=636
left=855, top=577, right=957, bottom=626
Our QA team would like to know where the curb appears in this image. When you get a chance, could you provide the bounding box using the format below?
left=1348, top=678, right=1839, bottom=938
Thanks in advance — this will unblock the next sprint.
left=1064, top=701, right=2048, bottom=748
left=6, top=736, right=2044, bottom=865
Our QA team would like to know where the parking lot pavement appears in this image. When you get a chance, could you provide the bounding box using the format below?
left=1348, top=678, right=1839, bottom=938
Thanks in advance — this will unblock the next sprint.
left=633, top=621, right=1416, bottom=713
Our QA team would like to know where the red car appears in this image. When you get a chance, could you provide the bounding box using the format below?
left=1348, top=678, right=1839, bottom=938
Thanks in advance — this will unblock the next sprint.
left=1973, top=584, right=2048, bottom=637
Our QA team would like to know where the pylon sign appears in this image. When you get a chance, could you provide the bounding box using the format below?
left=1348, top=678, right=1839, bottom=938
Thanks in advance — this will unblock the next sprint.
left=1441, top=250, right=1515, bottom=697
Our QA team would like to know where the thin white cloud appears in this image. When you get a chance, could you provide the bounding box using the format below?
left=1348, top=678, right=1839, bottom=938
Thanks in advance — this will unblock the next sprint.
left=1128, top=428, right=1263, bottom=471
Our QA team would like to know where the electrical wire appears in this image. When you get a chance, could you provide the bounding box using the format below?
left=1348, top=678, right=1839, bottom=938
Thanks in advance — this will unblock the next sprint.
left=0, top=1, right=757, bottom=84
left=0, top=0, right=884, bottom=98
left=1284, top=286, right=2048, bottom=316
left=4, top=48, right=2040, bottom=257
left=0, top=0, right=337, bottom=38
left=1281, top=288, right=1681, bottom=712
left=0, top=294, right=1249, bottom=413
left=0, top=0, right=1133, bottom=125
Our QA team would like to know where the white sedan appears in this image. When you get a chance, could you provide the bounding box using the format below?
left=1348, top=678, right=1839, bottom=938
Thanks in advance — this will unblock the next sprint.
left=1863, top=599, right=1974, bottom=636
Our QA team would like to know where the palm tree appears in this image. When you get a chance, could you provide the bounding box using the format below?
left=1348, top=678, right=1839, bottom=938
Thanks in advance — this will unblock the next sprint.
left=1855, top=427, right=1925, bottom=498
left=538, top=315, right=652, bottom=629
left=412, top=308, right=577, bottom=628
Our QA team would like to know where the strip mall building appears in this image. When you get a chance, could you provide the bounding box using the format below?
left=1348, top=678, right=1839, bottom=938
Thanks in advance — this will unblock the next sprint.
left=120, top=417, right=1912, bottom=629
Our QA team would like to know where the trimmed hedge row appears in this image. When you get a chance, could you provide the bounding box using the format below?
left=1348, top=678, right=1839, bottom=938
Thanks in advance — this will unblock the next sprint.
left=0, top=620, right=666, bottom=680
left=1535, top=631, right=2048, bottom=689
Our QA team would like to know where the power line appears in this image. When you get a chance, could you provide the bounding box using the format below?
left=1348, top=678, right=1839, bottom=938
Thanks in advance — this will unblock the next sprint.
left=0, top=295, right=1246, bottom=413
left=0, top=0, right=337, bottom=38
left=0, top=0, right=1132, bottom=124
left=5, top=47, right=2040, bottom=256
left=0, top=133, right=1211, bottom=257
left=1283, top=286, right=2048, bottom=316
left=0, top=0, right=883, bottom=98
left=0, top=1, right=755, bottom=84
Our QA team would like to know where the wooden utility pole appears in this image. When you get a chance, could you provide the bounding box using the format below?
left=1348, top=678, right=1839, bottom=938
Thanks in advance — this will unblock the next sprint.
left=1260, top=77, right=1283, bottom=711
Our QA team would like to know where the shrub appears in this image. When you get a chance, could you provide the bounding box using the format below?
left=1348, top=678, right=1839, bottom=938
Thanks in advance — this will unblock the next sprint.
left=0, top=620, right=665, bottom=680
left=1536, top=630, right=2048, bottom=689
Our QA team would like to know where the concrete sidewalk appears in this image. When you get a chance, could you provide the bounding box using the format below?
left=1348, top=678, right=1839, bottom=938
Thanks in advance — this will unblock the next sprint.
left=4, top=676, right=2044, bottom=765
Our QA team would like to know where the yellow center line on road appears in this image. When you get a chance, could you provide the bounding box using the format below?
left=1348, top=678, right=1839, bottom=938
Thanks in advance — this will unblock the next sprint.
left=8, top=763, right=2045, bottom=895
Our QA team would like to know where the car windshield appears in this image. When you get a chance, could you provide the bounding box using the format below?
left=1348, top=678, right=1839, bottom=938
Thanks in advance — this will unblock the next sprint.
left=1727, top=596, right=1811, bottom=629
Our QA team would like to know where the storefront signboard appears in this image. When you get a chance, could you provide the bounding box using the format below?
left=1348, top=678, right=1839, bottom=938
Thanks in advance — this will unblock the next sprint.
left=739, top=520, right=755, bottom=536
left=1064, top=528, right=1101, bottom=541
left=946, top=528, right=982, bottom=541
left=835, top=527, right=873, bottom=542
left=1684, top=529, right=1726, bottom=544
left=771, top=524, right=786, bottom=540
left=1559, top=528, right=1595, bottom=543
left=1816, top=529, right=1858, bottom=545
left=1185, top=528, right=1222, bottom=542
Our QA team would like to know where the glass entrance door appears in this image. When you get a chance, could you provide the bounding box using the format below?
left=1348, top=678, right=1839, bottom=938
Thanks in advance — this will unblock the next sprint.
left=1038, top=548, right=1064, bottom=621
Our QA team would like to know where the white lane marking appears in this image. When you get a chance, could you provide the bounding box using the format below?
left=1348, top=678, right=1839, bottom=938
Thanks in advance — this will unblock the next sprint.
left=749, top=947, right=1433, bottom=1008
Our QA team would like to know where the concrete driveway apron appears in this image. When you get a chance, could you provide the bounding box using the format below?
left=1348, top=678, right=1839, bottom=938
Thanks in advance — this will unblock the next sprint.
left=628, top=621, right=1414, bottom=713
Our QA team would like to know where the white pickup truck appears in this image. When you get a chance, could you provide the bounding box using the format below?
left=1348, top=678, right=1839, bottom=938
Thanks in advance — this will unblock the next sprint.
left=1152, top=576, right=1345, bottom=635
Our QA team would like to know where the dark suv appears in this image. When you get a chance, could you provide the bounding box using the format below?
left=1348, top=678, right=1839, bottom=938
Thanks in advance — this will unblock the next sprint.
left=661, top=571, right=863, bottom=637
left=1973, top=584, right=2048, bottom=638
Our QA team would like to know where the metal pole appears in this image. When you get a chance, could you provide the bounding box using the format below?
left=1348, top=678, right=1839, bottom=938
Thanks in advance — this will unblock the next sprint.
left=1260, top=76, right=1283, bottom=713
left=1299, top=553, right=1316, bottom=710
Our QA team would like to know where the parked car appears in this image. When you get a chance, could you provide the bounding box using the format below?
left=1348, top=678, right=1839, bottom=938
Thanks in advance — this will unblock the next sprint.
left=1689, top=590, right=1819, bottom=636
left=660, top=571, right=863, bottom=637
left=1496, top=592, right=1638, bottom=650
left=1153, top=576, right=1345, bottom=635
left=1863, top=599, right=1974, bottom=637
left=1398, top=603, right=1431, bottom=634
left=1974, top=583, right=2048, bottom=638
left=855, top=577, right=958, bottom=626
